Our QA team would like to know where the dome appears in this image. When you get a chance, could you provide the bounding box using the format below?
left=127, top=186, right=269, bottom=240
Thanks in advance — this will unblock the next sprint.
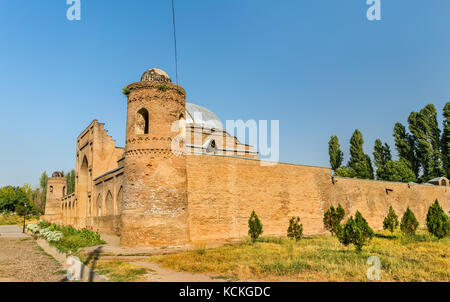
left=141, top=68, right=171, bottom=83
left=186, top=103, right=224, bottom=130
left=52, top=171, right=64, bottom=178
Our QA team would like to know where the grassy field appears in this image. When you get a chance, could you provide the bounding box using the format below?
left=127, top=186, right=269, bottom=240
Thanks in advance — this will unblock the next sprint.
left=0, top=215, right=39, bottom=225
left=150, top=229, right=450, bottom=282
left=93, top=261, right=150, bottom=282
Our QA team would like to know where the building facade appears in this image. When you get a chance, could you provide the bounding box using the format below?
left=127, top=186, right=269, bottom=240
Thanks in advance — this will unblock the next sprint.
left=43, top=68, right=450, bottom=247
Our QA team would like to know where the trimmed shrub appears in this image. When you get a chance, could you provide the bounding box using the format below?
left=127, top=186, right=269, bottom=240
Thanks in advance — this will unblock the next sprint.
left=339, top=211, right=373, bottom=251
left=248, top=210, right=263, bottom=242
left=287, top=216, right=303, bottom=241
left=383, top=206, right=399, bottom=233
left=323, top=204, right=345, bottom=237
left=400, top=207, right=419, bottom=236
left=426, top=200, right=450, bottom=239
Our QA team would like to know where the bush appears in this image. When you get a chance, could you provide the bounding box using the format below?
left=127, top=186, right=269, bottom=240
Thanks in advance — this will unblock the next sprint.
left=248, top=210, right=263, bottom=243
left=400, top=207, right=419, bottom=236
left=287, top=216, right=303, bottom=241
left=383, top=206, right=399, bottom=233
left=122, top=85, right=130, bottom=96
left=323, top=204, right=345, bottom=237
left=426, top=200, right=450, bottom=239
left=339, top=211, right=373, bottom=251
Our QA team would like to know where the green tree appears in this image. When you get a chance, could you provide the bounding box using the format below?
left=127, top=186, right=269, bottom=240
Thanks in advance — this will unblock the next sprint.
left=248, top=210, right=263, bottom=242
left=393, top=122, right=419, bottom=177
left=379, top=159, right=417, bottom=183
left=426, top=200, right=450, bottom=239
left=328, top=136, right=344, bottom=171
left=323, top=204, right=345, bottom=237
left=383, top=206, right=399, bottom=233
left=40, top=171, right=48, bottom=209
left=442, top=102, right=450, bottom=178
left=0, top=186, right=33, bottom=214
left=65, top=169, right=76, bottom=195
left=373, top=139, right=392, bottom=180
left=339, top=212, right=373, bottom=251
left=333, top=167, right=356, bottom=178
left=408, top=105, right=444, bottom=181
left=348, top=130, right=374, bottom=179
left=400, top=207, right=419, bottom=236
left=287, top=216, right=303, bottom=241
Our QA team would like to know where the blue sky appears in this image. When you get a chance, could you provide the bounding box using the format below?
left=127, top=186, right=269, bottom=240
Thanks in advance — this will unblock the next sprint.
left=1, top=0, right=449, bottom=187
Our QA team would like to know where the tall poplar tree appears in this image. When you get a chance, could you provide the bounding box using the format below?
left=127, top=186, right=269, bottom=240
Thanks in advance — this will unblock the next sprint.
left=328, top=136, right=344, bottom=171
left=348, top=129, right=374, bottom=179
left=408, top=104, right=444, bottom=181
left=39, top=171, right=48, bottom=208
left=373, top=139, right=392, bottom=180
left=393, top=122, right=418, bottom=177
left=442, top=102, right=450, bottom=178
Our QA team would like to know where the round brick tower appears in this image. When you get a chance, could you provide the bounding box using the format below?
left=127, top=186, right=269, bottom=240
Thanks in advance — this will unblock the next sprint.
left=120, top=68, right=189, bottom=247
left=44, top=172, right=66, bottom=224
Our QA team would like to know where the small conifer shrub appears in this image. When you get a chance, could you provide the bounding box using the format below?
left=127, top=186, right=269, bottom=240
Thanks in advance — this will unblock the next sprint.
left=323, top=204, right=345, bottom=237
left=383, top=206, right=399, bottom=233
left=400, top=207, right=419, bottom=236
left=287, top=216, right=303, bottom=241
left=426, top=200, right=450, bottom=239
left=339, top=211, right=373, bottom=251
left=248, top=210, right=263, bottom=242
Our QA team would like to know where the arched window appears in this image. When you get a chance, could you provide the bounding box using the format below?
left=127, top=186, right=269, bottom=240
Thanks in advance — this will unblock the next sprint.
left=49, top=186, right=53, bottom=193
left=63, top=186, right=66, bottom=196
left=105, top=191, right=114, bottom=216
left=205, top=139, right=217, bottom=154
left=136, top=108, right=149, bottom=135
left=96, top=194, right=102, bottom=217
left=442, top=179, right=447, bottom=186
left=117, top=186, right=123, bottom=212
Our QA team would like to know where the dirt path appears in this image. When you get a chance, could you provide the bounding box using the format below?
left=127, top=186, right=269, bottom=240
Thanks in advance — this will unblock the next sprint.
left=0, top=226, right=67, bottom=282
left=129, top=261, right=224, bottom=282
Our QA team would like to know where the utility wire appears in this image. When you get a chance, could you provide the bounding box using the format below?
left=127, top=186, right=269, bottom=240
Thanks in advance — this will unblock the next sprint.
left=171, top=0, right=179, bottom=85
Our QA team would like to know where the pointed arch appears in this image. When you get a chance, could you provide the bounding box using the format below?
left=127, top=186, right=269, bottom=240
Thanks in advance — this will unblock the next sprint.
left=117, top=186, right=123, bottom=213
left=95, top=193, right=102, bottom=217
left=105, top=190, right=114, bottom=216
left=136, top=108, right=149, bottom=135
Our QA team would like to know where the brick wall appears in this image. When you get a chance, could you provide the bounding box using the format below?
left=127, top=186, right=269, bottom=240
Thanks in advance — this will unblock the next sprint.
left=186, top=155, right=450, bottom=243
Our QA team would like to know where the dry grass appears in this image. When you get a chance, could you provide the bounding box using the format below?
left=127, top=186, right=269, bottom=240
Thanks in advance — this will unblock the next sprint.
left=150, top=229, right=450, bottom=282
left=92, top=260, right=149, bottom=282
left=0, top=215, right=39, bottom=225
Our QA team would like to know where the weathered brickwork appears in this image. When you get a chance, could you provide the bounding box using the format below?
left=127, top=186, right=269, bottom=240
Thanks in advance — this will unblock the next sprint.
left=185, top=155, right=449, bottom=244
left=43, top=68, right=450, bottom=248
left=120, top=80, right=189, bottom=247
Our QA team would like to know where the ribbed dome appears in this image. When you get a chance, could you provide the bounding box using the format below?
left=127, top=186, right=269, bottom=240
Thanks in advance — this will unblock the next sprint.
left=186, top=103, right=224, bottom=130
left=141, top=68, right=171, bottom=83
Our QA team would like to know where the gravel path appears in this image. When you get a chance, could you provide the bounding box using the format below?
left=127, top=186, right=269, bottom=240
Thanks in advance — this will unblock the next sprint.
left=0, top=226, right=67, bottom=282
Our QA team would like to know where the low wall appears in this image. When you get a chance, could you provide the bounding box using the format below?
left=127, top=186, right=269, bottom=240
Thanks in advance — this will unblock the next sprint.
left=186, top=155, right=450, bottom=243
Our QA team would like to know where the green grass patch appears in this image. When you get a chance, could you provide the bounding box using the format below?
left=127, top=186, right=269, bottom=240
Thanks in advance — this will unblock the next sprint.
left=37, top=221, right=105, bottom=254
left=150, top=229, right=450, bottom=282
left=94, top=261, right=149, bottom=282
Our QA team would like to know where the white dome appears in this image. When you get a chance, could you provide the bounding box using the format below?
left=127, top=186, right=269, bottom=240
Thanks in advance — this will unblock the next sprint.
left=186, top=103, right=224, bottom=130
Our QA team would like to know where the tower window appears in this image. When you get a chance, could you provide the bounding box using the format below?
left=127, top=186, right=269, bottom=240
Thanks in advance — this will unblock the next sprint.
left=136, top=108, right=149, bottom=135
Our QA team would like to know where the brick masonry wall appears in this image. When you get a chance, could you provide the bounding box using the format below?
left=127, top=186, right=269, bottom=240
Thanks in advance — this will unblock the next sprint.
left=186, top=155, right=450, bottom=243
